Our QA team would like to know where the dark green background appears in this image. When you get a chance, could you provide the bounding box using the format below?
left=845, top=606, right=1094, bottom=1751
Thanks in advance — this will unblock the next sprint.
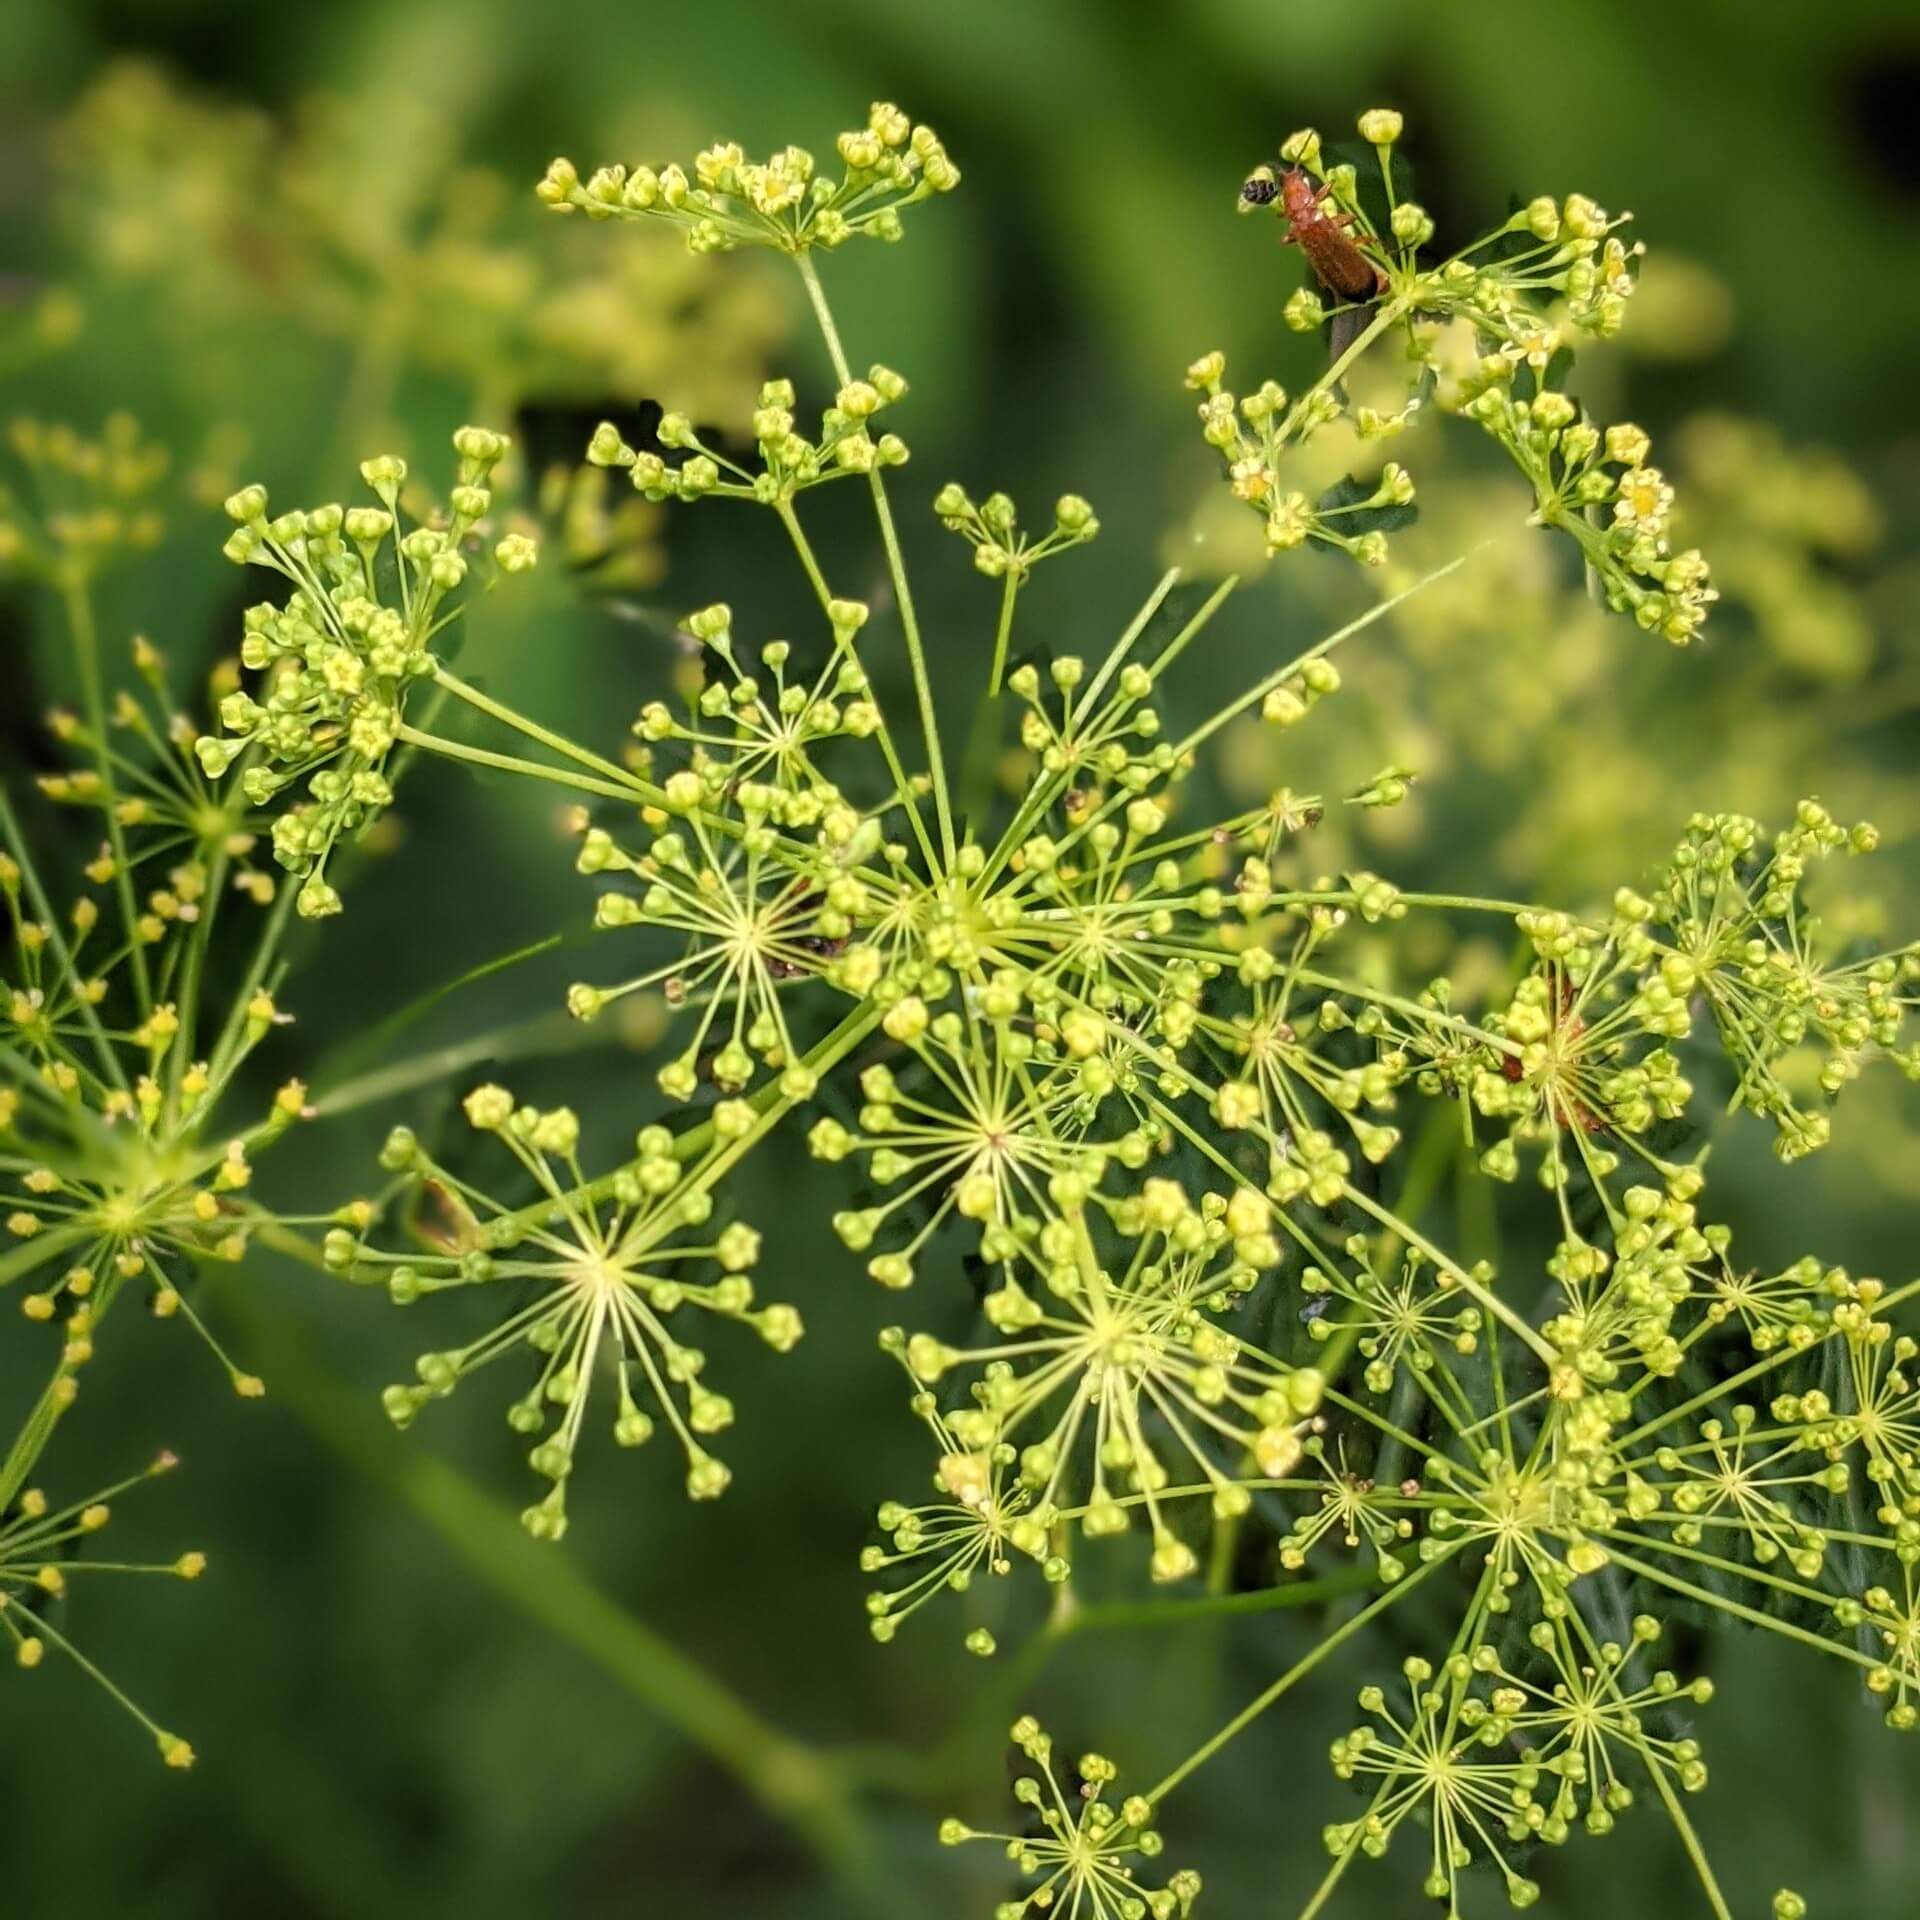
left=2, top=2, right=1918, bottom=1916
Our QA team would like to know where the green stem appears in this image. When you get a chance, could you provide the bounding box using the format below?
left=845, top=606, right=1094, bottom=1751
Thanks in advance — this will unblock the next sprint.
left=210, top=1254, right=891, bottom=1914
left=1172, top=550, right=1475, bottom=762
left=1076, top=1560, right=1383, bottom=1632
left=431, top=666, right=649, bottom=792
left=774, top=498, right=938, bottom=872
left=1142, top=574, right=1240, bottom=684
left=1295, top=1806, right=1377, bottom=1920
left=0, top=1219, right=96, bottom=1291
left=168, top=840, right=230, bottom=1120
left=1290, top=299, right=1405, bottom=433
left=794, top=252, right=955, bottom=868
left=204, top=880, right=299, bottom=1099
left=63, top=575, right=150, bottom=1017
left=1600, top=1542, right=1879, bottom=1671
left=956, top=572, right=1025, bottom=831
left=1145, top=1545, right=1455, bottom=1802
left=1613, top=1338, right=1813, bottom=1451
left=911, top=1563, right=1382, bottom=1795
left=1342, top=1182, right=1558, bottom=1368
left=310, top=932, right=568, bottom=1101
left=985, top=570, right=1018, bottom=698
left=1380, top=888, right=1544, bottom=917
left=1642, top=1750, right=1736, bottom=1920
left=0, top=785, right=128, bottom=1094
left=0, top=1355, right=78, bottom=1511
left=394, top=725, right=651, bottom=806
left=310, top=1009, right=586, bottom=1120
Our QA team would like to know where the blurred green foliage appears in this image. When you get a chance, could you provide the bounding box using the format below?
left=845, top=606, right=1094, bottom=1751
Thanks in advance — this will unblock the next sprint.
left=2, top=2, right=1917, bottom=1916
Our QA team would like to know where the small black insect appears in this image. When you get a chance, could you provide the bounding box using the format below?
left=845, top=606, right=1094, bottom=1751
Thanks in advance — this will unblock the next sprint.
left=766, top=933, right=848, bottom=982
left=1239, top=173, right=1280, bottom=207
left=764, top=888, right=849, bottom=980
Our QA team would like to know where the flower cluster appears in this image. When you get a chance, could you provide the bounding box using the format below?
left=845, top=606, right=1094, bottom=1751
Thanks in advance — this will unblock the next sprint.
left=588, top=373, right=911, bottom=504
left=0, top=500, right=495, bottom=1763
left=522, top=102, right=1920, bottom=1920
left=2, top=665, right=286, bottom=1768
left=939, top=1719, right=1201, bottom=1920
left=1194, top=391, right=1895, bottom=933
left=193, top=428, right=538, bottom=916
left=1437, top=804, right=1917, bottom=1188
left=20, top=88, right=1900, bottom=1912
left=0, top=413, right=168, bottom=586
left=4, top=635, right=311, bottom=1389
left=330, top=1088, right=807, bottom=1537
left=0, top=1444, right=203, bottom=1768
left=882, top=1177, right=1320, bottom=1590
left=1325, top=1618, right=1716, bottom=1909
left=1645, top=804, right=1917, bottom=1157
left=283, top=115, right=1916, bottom=1920
left=934, top=484, right=1101, bottom=694
left=1197, top=110, right=1716, bottom=641
left=861, top=1340, right=1037, bottom=1651
left=538, top=101, right=959, bottom=253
